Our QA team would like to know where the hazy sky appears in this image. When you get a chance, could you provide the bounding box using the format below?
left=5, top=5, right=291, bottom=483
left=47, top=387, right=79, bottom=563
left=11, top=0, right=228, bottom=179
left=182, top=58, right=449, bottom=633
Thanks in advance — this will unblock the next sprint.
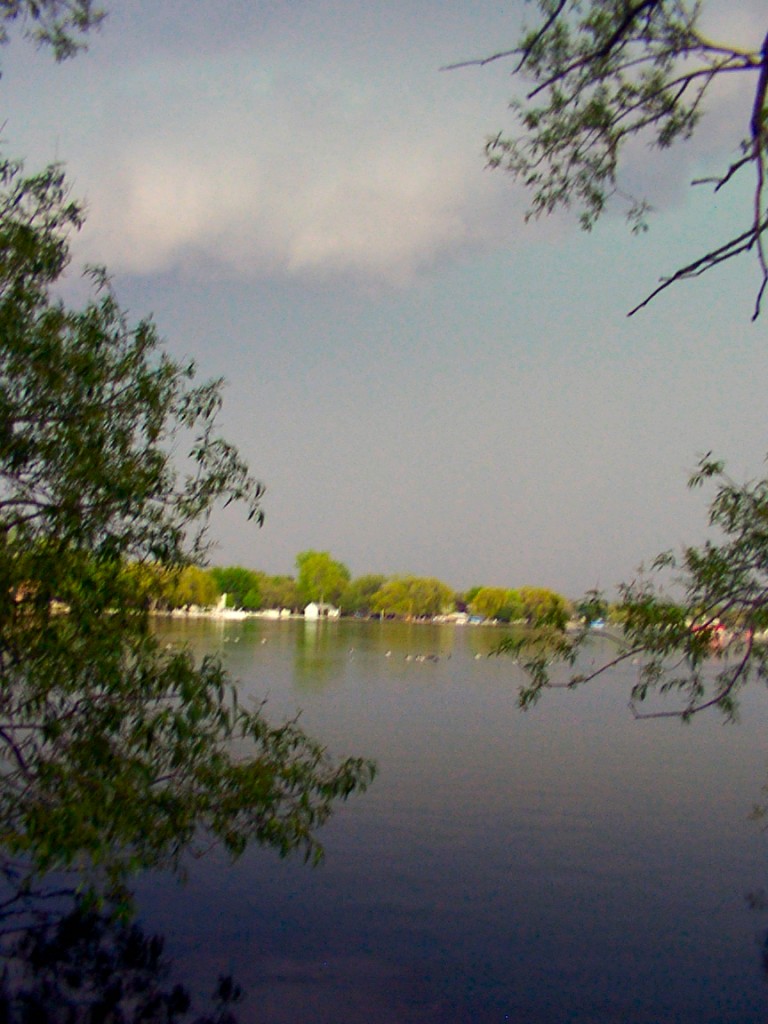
left=8, top=0, right=768, bottom=595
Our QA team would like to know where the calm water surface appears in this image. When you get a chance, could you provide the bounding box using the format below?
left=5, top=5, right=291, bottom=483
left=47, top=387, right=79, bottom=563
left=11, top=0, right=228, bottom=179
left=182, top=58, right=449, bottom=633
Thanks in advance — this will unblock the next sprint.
left=137, top=617, right=768, bottom=1023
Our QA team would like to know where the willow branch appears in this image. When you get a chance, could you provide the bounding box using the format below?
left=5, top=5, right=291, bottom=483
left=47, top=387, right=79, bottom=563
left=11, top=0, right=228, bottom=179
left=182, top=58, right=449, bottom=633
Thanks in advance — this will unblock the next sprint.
left=631, top=628, right=754, bottom=719
left=628, top=215, right=768, bottom=319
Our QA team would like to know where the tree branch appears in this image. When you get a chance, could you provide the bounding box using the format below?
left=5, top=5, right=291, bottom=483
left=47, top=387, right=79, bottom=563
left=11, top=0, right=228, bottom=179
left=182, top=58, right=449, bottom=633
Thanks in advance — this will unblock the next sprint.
left=627, top=215, right=768, bottom=319
left=631, top=628, right=755, bottom=719
left=440, top=0, right=569, bottom=73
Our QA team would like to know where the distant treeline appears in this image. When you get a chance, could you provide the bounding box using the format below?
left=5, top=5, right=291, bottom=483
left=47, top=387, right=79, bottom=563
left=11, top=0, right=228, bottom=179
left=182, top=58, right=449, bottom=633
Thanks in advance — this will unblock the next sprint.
left=149, top=549, right=575, bottom=624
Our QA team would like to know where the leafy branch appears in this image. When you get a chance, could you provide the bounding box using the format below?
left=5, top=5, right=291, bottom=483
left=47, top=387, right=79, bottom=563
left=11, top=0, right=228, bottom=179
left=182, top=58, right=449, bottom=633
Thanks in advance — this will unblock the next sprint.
left=501, top=453, right=768, bottom=720
left=0, top=158, right=376, bottom=888
left=448, top=1, right=768, bottom=318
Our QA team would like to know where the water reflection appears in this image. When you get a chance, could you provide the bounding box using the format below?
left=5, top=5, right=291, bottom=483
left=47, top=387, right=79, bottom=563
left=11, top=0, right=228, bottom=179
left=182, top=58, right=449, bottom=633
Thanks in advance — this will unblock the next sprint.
left=0, top=868, right=243, bottom=1023
left=293, top=620, right=347, bottom=691
left=144, top=618, right=768, bottom=1022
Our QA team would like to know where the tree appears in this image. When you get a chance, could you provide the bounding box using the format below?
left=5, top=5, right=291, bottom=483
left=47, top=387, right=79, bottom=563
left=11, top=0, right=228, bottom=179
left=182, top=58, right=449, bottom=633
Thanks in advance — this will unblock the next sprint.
left=469, top=586, right=520, bottom=621
left=165, top=565, right=221, bottom=609
left=342, top=573, right=387, bottom=615
left=448, top=4, right=768, bottom=720
left=371, top=576, right=454, bottom=619
left=209, top=566, right=262, bottom=610
left=295, top=550, right=351, bottom=607
left=0, top=0, right=373, bottom=891
left=516, top=586, right=572, bottom=628
left=0, top=161, right=374, bottom=887
left=259, top=574, right=301, bottom=611
left=500, top=455, right=768, bottom=720
left=452, top=1, right=768, bottom=318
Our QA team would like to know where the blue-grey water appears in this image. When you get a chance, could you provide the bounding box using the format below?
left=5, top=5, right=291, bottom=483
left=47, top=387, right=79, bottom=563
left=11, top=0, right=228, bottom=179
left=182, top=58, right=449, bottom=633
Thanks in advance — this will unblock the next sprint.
left=136, top=617, right=768, bottom=1022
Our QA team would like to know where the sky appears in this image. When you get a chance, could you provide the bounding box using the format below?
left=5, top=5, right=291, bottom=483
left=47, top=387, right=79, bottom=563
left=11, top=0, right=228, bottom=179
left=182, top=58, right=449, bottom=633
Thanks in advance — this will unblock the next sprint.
left=6, top=0, right=768, bottom=596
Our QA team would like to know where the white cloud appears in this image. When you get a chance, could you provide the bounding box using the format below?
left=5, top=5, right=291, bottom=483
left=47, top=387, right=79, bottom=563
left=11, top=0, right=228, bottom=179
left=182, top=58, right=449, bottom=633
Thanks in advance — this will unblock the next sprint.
left=5, top=0, right=759, bottom=287
left=65, top=51, right=517, bottom=285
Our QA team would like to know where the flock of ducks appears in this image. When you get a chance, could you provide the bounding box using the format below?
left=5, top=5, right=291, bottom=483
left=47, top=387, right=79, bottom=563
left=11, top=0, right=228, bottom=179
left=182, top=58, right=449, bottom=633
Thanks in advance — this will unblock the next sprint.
left=346, top=649, right=490, bottom=662
left=221, top=638, right=490, bottom=661
left=351, top=648, right=443, bottom=662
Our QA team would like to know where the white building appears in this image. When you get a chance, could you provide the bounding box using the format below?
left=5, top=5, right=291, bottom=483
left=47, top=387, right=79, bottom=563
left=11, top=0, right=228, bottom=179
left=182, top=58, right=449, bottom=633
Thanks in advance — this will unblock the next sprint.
left=304, top=602, right=340, bottom=620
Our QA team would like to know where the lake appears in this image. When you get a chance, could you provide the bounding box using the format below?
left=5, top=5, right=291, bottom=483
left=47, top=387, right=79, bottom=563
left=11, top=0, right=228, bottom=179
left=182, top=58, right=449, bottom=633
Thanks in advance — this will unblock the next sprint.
left=135, top=616, right=768, bottom=1023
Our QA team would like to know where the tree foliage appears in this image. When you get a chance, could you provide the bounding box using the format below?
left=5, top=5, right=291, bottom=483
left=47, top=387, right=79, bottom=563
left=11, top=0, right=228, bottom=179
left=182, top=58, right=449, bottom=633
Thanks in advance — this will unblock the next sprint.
left=469, top=587, right=517, bottom=621
left=500, top=455, right=768, bottom=720
left=208, top=566, right=262, bottom=610
left=371, top=576, right=454, bottom=619
left=446, top=3, right=768, bottom=720
left=0, top=160, right=374, bottom=887
left=342, top=574, right=387, bottom=615
left=295, top=550, right=351, bottom=607
left=165, top=565, right=221, bottom=610
left=516, top=585, right=572, bottom=627
left=0, top=0, right=104, bottom=59
left=453, top=0, right=768, bottom=318
left=470, top=585, right=571, bottom=623
left=258, top=573, right=300, bottom=611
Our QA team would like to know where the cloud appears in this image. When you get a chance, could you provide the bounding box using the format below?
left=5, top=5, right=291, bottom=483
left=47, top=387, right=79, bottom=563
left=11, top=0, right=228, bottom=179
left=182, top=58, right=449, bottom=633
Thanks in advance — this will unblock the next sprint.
left=67, top=51, right=518, bottom=286
left=6, top=0, right=758, bottom=287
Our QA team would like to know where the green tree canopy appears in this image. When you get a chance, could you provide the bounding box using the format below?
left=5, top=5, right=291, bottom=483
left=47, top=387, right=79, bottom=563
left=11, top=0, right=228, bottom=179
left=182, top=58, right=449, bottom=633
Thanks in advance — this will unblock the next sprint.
left=259, top=574, right=301, bottom=611
left=454, top=0, right=768, bottom=318
left=163, top=565, right=220, bottom=610
left=0, top=160, right=374, bottom=888
left=209, top=566, right=262, bottom=610
left=516, top=586, right=572, bottom=628
left=296, top=550, right=351, bottom=607
left=372, top=576, right=454, bottom=619
left=469, top=586, right=521, bottom=621
left=342, top=574, right=387, bottom=615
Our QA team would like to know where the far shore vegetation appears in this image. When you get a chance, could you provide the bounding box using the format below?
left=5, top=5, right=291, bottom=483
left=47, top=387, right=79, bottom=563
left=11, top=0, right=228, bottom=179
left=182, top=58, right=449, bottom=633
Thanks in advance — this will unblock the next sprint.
left=155, top=549, right=579, bottom=625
